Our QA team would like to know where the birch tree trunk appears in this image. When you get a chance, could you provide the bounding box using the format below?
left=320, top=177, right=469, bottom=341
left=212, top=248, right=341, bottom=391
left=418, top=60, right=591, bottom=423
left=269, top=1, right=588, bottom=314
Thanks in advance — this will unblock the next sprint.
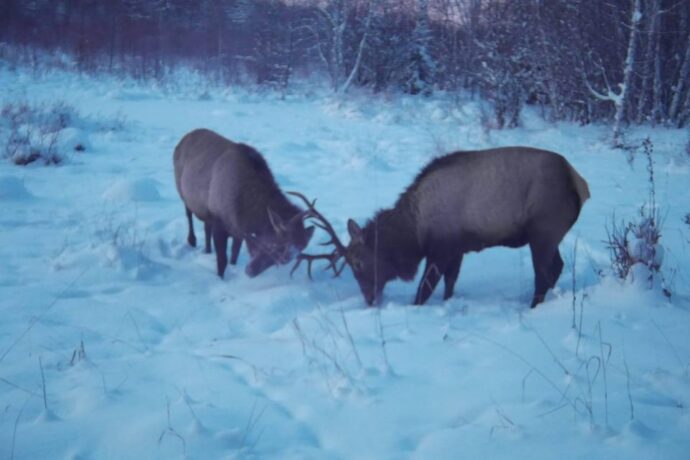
left=637, top=0, right=659, bottom=123
left=339, top=2, right=374, bottom=94
left=314, top=0, right=374, bottom=94
left=613, top=0, right=642, bottom=145
left=669, top=31, right=690, bottom=123
left=652, top=22, right=664, bottom=124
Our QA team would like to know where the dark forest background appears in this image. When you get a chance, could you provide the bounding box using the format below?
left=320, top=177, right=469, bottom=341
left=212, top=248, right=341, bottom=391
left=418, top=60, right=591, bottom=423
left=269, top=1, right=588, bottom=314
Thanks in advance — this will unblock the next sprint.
left=1, top=0, right=690, bottom=134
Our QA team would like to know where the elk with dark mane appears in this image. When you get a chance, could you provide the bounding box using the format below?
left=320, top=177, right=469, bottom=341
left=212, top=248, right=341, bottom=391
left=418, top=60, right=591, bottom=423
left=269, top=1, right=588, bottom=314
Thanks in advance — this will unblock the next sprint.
left=292, top=147, right=590, bottom=308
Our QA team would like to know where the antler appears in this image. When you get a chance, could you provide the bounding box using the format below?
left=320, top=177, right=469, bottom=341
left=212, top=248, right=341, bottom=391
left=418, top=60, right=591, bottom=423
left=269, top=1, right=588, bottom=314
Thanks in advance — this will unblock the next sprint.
left=290, top=252, right=347, bottom=279
left=287, top=191, right=347, bottom=279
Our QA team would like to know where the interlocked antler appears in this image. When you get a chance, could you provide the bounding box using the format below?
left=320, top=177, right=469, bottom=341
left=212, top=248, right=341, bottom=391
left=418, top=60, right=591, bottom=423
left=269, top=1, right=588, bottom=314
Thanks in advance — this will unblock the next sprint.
left=287, top=191, right=347, bottom=279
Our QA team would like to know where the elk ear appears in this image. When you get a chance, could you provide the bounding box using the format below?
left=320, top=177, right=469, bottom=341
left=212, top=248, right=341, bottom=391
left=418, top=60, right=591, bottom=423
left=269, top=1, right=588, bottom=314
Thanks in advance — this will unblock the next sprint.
left=267, top=208, right=284, bottom=234
left=347, top=219, right=364, bottom=244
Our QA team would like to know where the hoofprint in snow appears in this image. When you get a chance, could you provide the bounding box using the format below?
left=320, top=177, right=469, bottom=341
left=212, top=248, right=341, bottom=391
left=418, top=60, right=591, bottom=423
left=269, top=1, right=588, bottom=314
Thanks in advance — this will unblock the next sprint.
left=1, top=67, right=689, bottom=460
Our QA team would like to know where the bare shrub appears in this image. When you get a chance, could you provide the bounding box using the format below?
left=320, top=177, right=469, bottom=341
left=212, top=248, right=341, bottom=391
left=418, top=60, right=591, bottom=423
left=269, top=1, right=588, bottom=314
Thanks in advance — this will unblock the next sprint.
left=1, top=100, right=79, bottom=165
left=606, top=211, right=663, bottom=280
left=605, top=218, right=635, bottom=280
left=605, top=138, right=669, bottom=295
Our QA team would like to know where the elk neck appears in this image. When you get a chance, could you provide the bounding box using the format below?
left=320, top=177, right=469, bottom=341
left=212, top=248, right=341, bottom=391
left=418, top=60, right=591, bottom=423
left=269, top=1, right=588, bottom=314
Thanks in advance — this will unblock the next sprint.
left=363, top=200, right=423, bottom=281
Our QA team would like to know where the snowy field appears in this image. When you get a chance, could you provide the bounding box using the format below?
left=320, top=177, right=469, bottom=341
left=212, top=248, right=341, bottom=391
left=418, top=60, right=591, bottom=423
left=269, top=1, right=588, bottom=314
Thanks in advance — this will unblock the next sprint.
left=1, top=67, right=689, bottom=459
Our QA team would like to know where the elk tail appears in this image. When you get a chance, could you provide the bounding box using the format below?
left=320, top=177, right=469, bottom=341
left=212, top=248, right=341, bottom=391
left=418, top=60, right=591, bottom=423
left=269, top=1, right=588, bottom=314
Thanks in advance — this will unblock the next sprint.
left=567, top=162, right=590, bottom=208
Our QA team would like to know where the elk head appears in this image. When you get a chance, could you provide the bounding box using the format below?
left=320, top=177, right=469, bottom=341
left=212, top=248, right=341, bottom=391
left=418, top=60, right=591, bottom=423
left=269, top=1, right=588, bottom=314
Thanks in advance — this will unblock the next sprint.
left=342, top=218, right=398, bottom=306
left=288, top=192, right=393, bottom=306
left=245, top=207, right=315, bottom=277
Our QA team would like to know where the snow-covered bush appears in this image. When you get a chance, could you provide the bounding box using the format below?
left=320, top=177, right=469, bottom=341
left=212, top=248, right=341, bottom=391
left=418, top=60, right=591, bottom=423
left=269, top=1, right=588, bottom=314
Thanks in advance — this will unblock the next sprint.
left=606, top=138, right=669, bottom=295
left=606, top=212, right=663, bottom=282
left=0, top=99, right=79, bottom=165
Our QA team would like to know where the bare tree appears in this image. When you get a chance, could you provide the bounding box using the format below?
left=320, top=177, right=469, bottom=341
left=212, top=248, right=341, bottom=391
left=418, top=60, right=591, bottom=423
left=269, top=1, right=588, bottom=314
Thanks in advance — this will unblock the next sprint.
left=637, top=0, right=660, bottom=123
left=669, top=29, right=690, bottom=124
left=2, top=0, right=690, bottom=130
left=308, top=0, right=376, bottom=93
left=585, top=0, right=642, bottom=144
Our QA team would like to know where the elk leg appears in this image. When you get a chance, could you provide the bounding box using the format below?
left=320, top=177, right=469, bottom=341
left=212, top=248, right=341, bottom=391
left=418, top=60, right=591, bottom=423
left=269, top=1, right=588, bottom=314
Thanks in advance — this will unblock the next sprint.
left=415, top=258, right=445, bottom=305
left=549, top=250, right=564, bottom=289
left=204, top=221, right=213, bottom=254
left=230, top=238, right=242, bottom=265
left=186, top=207, right=197, bottom=248
left=213, top=223, right=229, bottom=279
left=529, top=241, right=558, bottom=308
left=443, top=254, right=463, bottom=301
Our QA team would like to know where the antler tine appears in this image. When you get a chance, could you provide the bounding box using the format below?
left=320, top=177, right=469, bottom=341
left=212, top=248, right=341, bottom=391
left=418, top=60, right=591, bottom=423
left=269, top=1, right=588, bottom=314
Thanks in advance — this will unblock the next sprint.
left=290, top=252, right=340, bottom=280
left=286, top=191, right=348, bottom=279
left=334, top=259, right=347, bottom=276
left=286, top=191, right=347, bottom=255
left=290, top=254, right=308, bottom=279
left=286, top=190, right=313, bottom=211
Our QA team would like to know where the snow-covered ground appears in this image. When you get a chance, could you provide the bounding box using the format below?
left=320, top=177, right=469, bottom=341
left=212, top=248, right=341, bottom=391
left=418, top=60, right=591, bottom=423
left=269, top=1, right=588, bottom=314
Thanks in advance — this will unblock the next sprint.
left=1, top=66, right=689, bottom=459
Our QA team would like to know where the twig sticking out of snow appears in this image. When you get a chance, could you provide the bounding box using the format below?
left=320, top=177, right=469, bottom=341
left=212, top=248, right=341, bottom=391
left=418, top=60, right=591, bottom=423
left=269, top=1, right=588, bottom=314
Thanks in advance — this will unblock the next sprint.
left=39, top=357, right=48, bottom=411
left=157, top=398, right=186, bottom=456
left=10, top=398, right=31, bottom=460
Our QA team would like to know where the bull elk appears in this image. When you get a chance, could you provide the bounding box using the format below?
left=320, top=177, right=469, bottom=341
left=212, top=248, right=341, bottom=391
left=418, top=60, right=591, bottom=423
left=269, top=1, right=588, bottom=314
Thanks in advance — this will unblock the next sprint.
left=174, top=128, right=314, bottom=278
left=292, top=147, right=590, bottom=308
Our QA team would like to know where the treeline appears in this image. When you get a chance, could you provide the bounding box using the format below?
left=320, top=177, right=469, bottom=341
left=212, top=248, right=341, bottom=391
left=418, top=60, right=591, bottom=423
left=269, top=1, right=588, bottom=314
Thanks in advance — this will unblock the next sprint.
left=2, top=0, right=690, bottom=130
